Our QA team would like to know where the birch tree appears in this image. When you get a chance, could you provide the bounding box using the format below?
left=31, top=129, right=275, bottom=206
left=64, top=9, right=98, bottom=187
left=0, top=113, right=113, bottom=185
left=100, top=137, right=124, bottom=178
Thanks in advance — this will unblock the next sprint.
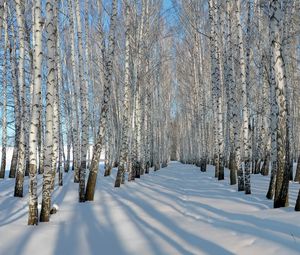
left=115, top=0, right=131, bottom=187
left=40, top=0, right=57, bottom=222
left=14, top=0, right=27, bottom=197
left=236, top=0, right=251, bottom=195
left=74, top=0, right=89, bottom=202
left=85, top=0, right=118, bottom=201
left=28, top=0, right=43, bottom=225
left=0, top=0, right=7, bottom=179
left=270, top=0, right=289, bottom=208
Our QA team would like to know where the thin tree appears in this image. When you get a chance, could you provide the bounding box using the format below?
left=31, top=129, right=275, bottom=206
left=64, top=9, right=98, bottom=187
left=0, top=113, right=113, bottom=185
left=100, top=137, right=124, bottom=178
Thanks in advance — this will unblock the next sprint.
left=0, top=0, right=8, bottom=179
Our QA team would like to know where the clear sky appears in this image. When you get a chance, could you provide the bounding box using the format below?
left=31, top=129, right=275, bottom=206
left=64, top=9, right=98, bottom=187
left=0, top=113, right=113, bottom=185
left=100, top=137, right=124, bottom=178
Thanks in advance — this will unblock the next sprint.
left=163, top=0, right=173, bottom=10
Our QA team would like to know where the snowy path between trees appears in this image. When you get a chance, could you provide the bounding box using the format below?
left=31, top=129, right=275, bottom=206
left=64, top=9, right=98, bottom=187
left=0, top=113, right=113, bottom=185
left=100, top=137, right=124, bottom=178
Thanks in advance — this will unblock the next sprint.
left=0, top=161, right=300, bottom=255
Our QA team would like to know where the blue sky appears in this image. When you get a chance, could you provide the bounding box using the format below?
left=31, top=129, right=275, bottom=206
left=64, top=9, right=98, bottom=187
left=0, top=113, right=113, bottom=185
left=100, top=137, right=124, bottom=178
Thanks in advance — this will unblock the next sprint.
left=163, top=0, right=173, bottom=10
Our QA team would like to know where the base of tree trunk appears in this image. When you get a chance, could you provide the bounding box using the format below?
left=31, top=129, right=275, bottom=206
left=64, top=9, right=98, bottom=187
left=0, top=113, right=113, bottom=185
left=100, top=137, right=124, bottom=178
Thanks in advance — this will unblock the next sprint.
left=261, top=157, right=269, bottom=176
left=145, top=162, right=150, bottom=174
left=237, top=168, right=245, bottom=192
left=230, top=169, right=237, bottom=185
left=104, top=165, right=112, bottom=176
left=154, top=163, right=160, bottom=171
left=28, top=202, right=38, bottom=225
left=85, top=171, right=97, bottom=201
left=59, top=172, right=63, bottom=186
left=9, top=148, right=18, bottom=178
left=295, top=190, right=300, bottom=211
left=121, top=171, right=125, bottom=184
left=162, top=161, right=168, bottom=168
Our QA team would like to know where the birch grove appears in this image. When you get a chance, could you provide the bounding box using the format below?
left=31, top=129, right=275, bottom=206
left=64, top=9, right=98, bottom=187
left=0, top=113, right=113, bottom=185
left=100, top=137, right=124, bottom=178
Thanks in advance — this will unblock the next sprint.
left=0, top=0, right=299, bottom=227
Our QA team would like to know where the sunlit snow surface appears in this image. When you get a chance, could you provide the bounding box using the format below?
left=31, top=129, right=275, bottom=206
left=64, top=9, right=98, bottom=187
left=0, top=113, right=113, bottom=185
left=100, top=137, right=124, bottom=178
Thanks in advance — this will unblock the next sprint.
left=0, top=161, right=299, bottom=255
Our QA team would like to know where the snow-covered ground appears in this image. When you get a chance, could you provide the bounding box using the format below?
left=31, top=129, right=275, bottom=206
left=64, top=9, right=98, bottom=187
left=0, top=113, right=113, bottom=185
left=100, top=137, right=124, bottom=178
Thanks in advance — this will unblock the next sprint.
left=0, top=162, right=299, bottom=255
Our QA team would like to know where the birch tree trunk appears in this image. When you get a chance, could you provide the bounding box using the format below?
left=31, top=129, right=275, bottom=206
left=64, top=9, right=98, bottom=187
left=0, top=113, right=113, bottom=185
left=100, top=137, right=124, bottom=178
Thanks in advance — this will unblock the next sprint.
left=85, top=0, right=118, bottom=201
left=266, top=46, right=278, bottom=199
left=115, top=2, right=130, bottom=187
left=40, top=0, right=57, bottom=222
left=50, top=7, right=59, bottom=193
left=271, top=0, right=289, bottom=208
left=294, top=155, right=300, bottom=182
left=75, top=0, right=89, bottom=202
left=28, top=0, right=43, bottom=225
left=295, top=189, right=300, bottom=211
left=0, top=0, right=4, bottom=40
left=0, top=0, right=8, bottom=179
left=208, top=0, right=224, bottom=181
left=14, top=0, right=27, bottom=197
left=56, top=20, right=63, bottom=187
left=236, top=0, right=251, bottom=194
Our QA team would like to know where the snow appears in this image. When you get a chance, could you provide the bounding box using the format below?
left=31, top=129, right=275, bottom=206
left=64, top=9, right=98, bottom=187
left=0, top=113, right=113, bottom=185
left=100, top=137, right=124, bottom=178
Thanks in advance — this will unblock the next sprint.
left=52, top=204, right=59, bottom=211
left=0, top=161, right=299, bottom=255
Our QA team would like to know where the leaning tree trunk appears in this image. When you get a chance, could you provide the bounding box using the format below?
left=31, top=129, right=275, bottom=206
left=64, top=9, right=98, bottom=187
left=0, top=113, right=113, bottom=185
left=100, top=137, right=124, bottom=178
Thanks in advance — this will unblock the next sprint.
left=85, top=0, right=118, bottom=201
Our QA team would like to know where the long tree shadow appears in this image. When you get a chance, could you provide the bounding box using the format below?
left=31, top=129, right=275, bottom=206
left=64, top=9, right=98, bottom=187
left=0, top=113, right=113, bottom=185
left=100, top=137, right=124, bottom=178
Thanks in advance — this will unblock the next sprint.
left=136, top=178, right=271, bottom=211
left=0, top=224, right=38, bottom=255
left=53, top=203, right=130, bottom=255
left=0, top=171, right=72, bottom=227
left=109, top=188, right=235, bottom=255
left=185, top=200, right=300, bottom=252
left=107, top=169, right=300, bottom=253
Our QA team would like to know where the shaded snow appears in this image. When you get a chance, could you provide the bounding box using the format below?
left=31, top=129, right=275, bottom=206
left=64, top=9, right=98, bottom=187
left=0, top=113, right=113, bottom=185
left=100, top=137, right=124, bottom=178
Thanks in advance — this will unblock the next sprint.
left=0, top=162, right=300, bottom=255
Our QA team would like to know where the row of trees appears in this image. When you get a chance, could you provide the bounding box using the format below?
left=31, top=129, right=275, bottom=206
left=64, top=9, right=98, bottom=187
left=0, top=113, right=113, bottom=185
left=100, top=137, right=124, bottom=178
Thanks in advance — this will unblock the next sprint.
left=0, top=0, right=299, bottom=227
left=173, top=0, right=300, bottom=211
left=0, top=0, right=173, bottom=225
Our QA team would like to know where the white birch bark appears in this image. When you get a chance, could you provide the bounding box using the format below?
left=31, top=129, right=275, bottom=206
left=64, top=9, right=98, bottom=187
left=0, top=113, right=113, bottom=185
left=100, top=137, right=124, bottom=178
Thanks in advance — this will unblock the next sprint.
left=75, top=0, right=89, bottom=202
left=28, top=0, right=43, bottom=225
left=50, top=5, right=59, bottom=193
left=40, top=0, right=57, bottom=222
left=115, top=1, right=130, bottom=186
left=236, top=0, right=251, bottom=194
left=14, top=0, right=27, bottom=197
